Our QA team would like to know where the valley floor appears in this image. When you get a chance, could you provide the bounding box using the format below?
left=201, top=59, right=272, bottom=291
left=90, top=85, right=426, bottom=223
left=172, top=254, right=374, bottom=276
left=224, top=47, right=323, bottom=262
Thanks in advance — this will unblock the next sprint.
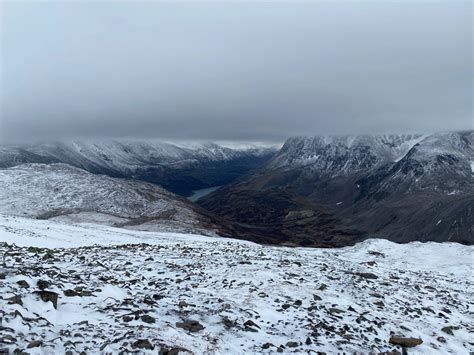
left=0, top=215, right=473, bottom=354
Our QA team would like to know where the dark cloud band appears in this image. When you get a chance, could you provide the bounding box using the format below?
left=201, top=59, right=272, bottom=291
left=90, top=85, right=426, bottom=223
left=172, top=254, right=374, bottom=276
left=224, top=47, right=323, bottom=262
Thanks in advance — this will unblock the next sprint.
left=1, top=1, right=471, bottom=142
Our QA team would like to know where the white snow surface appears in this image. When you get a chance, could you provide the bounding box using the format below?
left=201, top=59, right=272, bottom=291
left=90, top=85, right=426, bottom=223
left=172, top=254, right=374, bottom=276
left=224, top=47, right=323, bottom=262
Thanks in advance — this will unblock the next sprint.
left=1, top=215, right=473, bottom=354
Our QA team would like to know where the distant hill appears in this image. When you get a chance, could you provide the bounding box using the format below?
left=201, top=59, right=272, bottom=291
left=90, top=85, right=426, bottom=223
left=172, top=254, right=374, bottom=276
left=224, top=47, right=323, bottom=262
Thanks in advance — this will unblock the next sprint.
left=0, top=140, right=279, bottom=195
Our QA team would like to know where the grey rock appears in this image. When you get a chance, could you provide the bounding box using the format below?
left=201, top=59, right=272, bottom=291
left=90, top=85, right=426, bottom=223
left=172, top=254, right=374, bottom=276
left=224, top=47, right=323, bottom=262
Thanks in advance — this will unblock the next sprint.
left=176, top=319, right=204, bottom=332
left=16, top=280, right=30, bottom=288
left=34, top=290, right=59, bottom=309
left=27, top=340, right=43, bottom=349
left=132, top=339, right=154, bottom=350
left=389, top=336, right=423, bottom=348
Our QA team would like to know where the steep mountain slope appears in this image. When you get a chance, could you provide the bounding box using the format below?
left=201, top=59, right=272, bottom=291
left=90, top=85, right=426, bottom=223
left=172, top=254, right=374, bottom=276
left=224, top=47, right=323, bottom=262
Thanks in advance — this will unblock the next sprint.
left=1, top=215, right=473, bottom=353
left=357, top=131, right=473, bottom=197
left=268, top=134, right=425, bottom=173
left=0, top=140, right=278, bottom=195
left=200, top=131, right=473, bottom=245
left=223, top=134, right=426, bottom=207
left=0, top=163, right=227, bottom=235
left=344, top=131, right=474, bottom=243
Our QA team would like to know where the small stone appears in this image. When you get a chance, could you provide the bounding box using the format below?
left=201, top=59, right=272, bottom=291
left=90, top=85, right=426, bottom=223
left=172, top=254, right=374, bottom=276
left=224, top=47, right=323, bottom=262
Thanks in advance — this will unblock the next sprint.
left=37, top=279, right=50, bottom=290
left=132, top=339, right=154, bottom=350
left=3, top=335, right=16, bottom=344
left=64, top=289, right=79, bottom=297
left=243, top=320, right=260, bottom=332
left=389, top=336, right=423, bottom=348
left=42, top=251, right=54, bottom=260
left=78, top=289, right=94, bottom=297
left=305, top=337, right=312, bottom=345
left=178, top=300, right=188, bottom=307
left=143, top=296, right=155, bottom=305
left=368, top=250, right=385, bottom=257
left=141, top=314, right=156, bottom=324
left=222, top=317, right=236, bottom=328
left=262, top=343, right=274, bottom=349
left=176, top=319, right=204, bottom=332
left=27, top=340, right=43, bottom=349
left=374, top=301, right=385, bottom=308
left=318, top=284, right=328, bottom=291
left=354, top=272, right=378, bottom=280
left=437, top=336, right=447, bottom=343
left=286, top=341, right=298, bottom=348
left=441, top=326, right=459, bottom=336
left=34, top=290, right=59, bottom=309
left=313, top=294, right=322, bottom=301
left=16, top=280, right=30, bottom=288
left=7, top=295, right=23, bottom=306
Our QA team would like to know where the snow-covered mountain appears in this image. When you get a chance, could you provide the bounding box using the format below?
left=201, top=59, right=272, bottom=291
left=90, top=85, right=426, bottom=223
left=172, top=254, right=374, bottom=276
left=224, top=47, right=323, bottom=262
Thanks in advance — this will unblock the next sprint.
left=0, top=140, right=279, bottom=195
left=1, top=215, right=472, bottom=354
left=268, top=134, right=425, bottom=174
left=370, top=131, right=474, bottom=194
left=199, top=131, right=474, bottom=245
left=266, top=132, right=473, bottom=192
left=0, top=163, right=224, bottom=235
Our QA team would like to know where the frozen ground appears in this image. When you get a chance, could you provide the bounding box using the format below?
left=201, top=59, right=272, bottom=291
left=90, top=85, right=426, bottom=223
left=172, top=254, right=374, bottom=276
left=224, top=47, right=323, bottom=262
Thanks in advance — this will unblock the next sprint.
left=1, top=214, right=473, bottom=354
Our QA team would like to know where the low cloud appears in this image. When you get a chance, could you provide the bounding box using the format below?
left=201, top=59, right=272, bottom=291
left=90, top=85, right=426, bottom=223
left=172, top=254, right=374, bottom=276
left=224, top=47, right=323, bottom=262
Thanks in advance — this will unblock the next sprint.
left=1, top=1, right=472, bottom=143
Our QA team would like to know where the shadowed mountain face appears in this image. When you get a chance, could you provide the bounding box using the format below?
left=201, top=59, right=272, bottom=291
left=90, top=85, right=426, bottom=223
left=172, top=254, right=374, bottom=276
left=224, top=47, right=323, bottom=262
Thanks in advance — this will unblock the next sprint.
left=0, top=140, right=278, bottom=196
left=199, top=131, right=474, bottom=246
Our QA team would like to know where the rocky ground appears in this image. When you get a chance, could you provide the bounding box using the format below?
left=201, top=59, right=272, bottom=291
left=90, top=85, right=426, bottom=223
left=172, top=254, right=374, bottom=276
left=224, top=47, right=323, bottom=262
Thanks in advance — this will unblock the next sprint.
left=0, top=215, right=473, bottom=354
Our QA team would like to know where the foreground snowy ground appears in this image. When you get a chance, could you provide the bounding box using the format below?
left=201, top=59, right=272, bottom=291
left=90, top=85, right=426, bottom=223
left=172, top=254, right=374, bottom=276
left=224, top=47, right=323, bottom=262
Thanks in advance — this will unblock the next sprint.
left=1, top=215, right=473, bottom=354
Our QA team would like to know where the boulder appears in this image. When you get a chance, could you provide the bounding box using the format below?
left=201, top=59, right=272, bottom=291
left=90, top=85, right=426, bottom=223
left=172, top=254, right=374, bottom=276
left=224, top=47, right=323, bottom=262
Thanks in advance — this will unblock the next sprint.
left=132, top=339, right=154, bottom=350
left=389, top=336, right=423, bottom=347
left=176, top=320, right=204, bottom=332
left=34, top=290, right=58, bottom=309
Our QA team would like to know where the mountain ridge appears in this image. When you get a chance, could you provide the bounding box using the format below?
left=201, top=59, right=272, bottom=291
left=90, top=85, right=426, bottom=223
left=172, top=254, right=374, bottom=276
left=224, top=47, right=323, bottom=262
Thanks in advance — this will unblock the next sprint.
left=199, top=131, right=473, bottom=246
left=0, top=139, right=279, bottom=195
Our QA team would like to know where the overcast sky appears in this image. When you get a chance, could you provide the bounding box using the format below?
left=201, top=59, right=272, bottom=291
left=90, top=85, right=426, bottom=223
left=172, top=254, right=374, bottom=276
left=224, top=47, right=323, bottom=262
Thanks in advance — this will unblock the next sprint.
left=0, top=1, right=472, bottom=143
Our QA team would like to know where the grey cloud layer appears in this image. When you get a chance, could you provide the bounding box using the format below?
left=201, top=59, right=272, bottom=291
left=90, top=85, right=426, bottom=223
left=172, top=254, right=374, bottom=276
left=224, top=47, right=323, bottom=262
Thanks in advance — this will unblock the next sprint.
left=1, top=1, right=472, bottom=142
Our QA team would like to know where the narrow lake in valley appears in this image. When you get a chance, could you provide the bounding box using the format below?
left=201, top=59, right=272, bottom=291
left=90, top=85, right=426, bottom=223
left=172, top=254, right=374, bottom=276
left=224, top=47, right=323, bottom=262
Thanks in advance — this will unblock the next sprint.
left=188, top=186, right=222, bottom=202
